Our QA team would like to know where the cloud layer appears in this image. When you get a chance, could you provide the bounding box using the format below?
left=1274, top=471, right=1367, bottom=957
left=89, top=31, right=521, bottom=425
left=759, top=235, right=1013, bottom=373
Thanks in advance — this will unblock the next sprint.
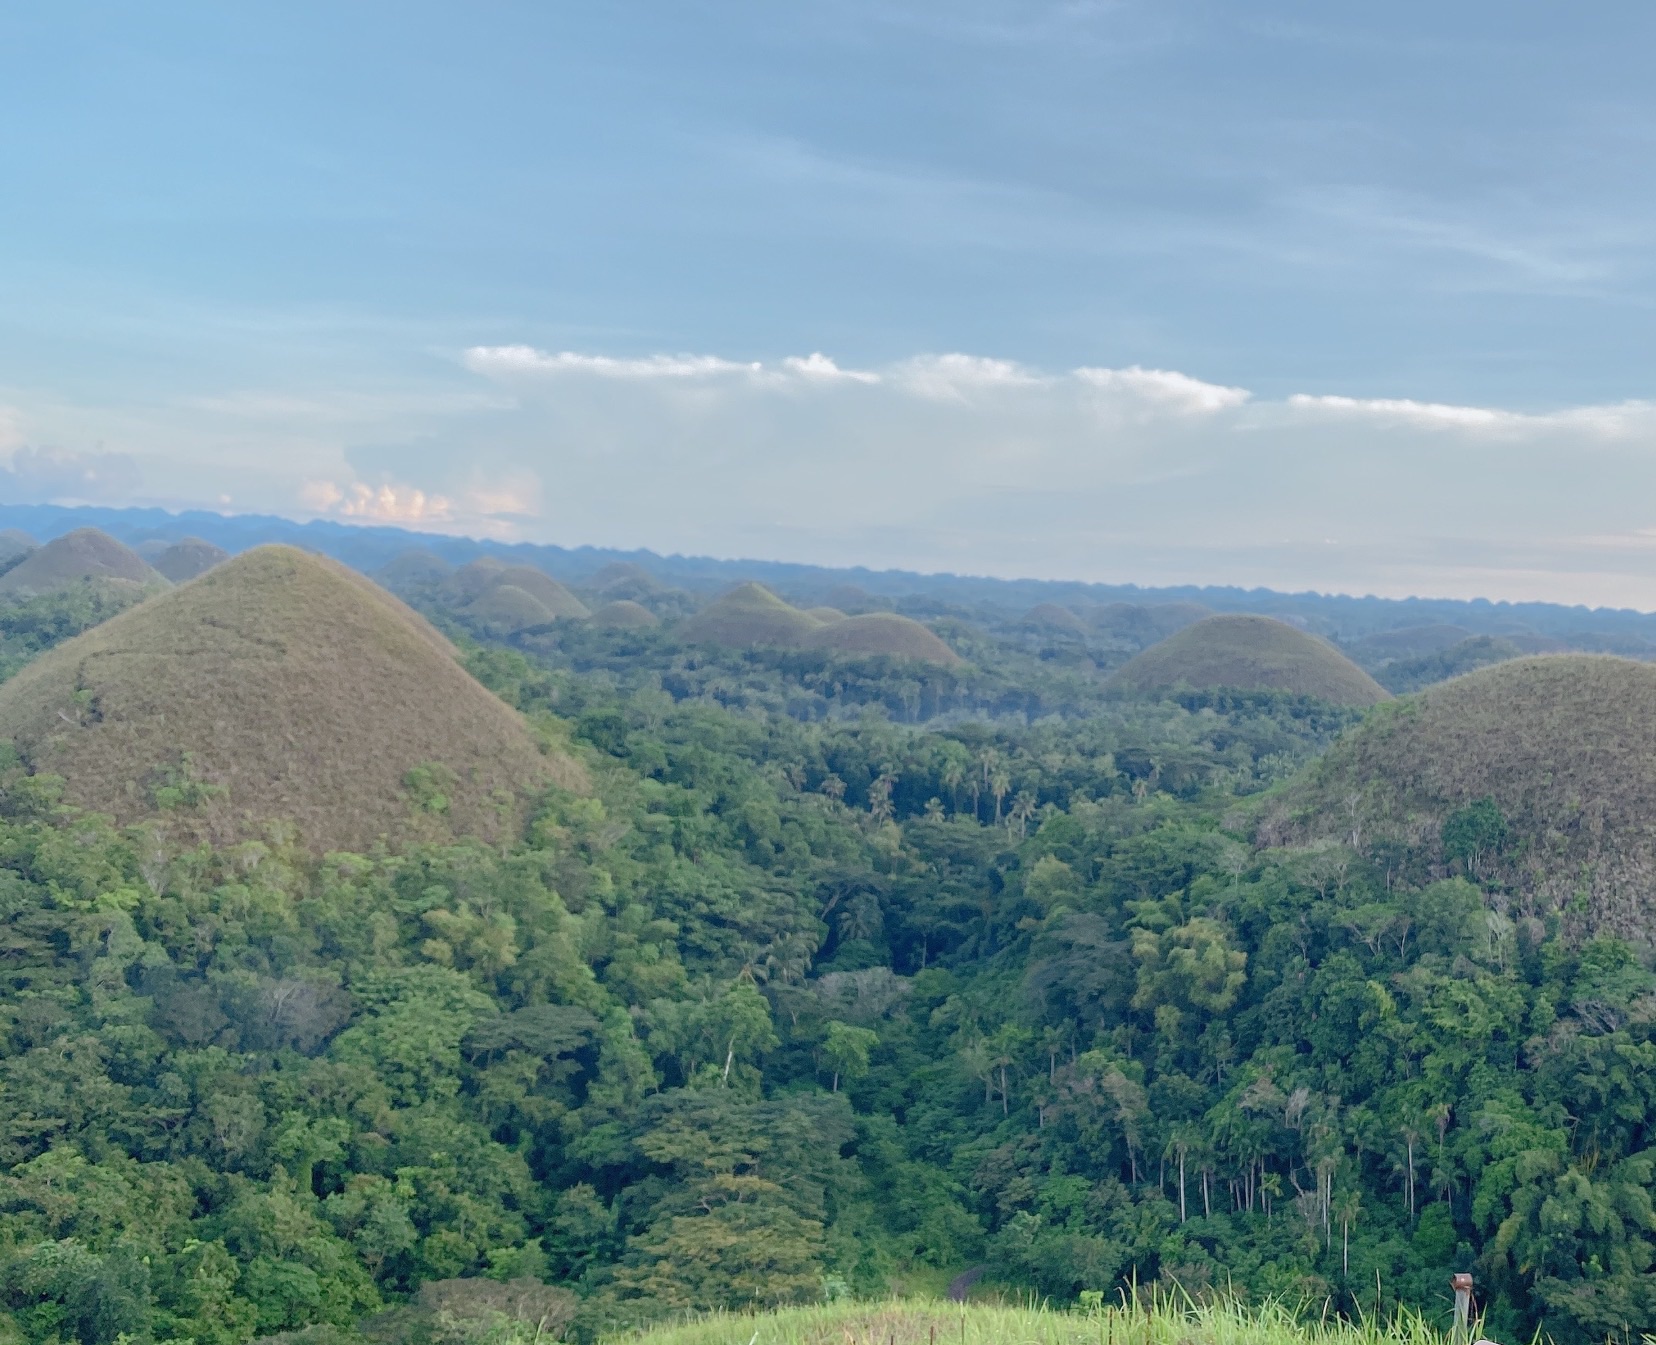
left=11, top=347, right=1656, bottom=607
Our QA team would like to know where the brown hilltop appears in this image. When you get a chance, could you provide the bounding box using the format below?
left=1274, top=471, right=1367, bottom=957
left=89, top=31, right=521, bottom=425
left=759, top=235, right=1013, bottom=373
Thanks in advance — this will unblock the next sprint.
left=377, top=549, right=454, bottom=590
left=1110, top=614, right=1388, bottom=706
left=680, top=582, right=824, bottom=648
left=0, top=546, right=583, bottom=853
left=1260, top=654, right=1656, bottom=939
left=0, top=528, right=163, bottom=597
left=591, top=599, right=659, bottom=629
left=801, top=613, right=963, bottom=665
left=1021, top=602, right=1086, bottom=634
left=452, top=559, right=589, bottom=618
left=464, top=584, right=557, bottom=635
left=153, top=537, right=229, bottom=583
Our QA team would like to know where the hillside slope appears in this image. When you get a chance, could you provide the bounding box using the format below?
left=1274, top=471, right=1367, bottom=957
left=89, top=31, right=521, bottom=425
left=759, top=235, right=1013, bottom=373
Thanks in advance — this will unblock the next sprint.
left=0, top=528, right=163, bottom=597
left=801, top=612, right=963, bottom=664
left=680, top=582, right=824, bottom=647
left=0, top=546, right=582, bottom=851
left=1259, top=654, right=1656, bottom=935
left=1111, top=614, right=1388, bottom=706
left=152, top=536, right=229, bottom=583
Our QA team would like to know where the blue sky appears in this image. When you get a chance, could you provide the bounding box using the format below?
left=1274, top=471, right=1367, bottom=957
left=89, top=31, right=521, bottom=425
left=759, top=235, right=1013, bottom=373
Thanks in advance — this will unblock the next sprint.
left=6, top=2, right=1656, bottom=602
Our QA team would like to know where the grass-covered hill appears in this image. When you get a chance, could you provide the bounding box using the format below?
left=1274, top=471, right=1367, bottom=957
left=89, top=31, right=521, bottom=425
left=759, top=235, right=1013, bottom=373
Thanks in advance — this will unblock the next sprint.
left=0, top=545, right=582, bottom=851
left=680, top=582, right=828, bottom=648
left=0, top=527, right=163, bottom=597
left=676, top=586, right=963, bottom=665
left=0, top=530, right=35, bottom=566
left=591, top=598, right=659, bottom=628
left=1022, top=602, right=1086, bottom=634
left=1260, top=653, right=1656, bottom=937
left=1111, top=614, right=1389, bottom=705
left=451, top=559, right=590, bottom=619
left=1088, top=600, right=1210, bottom=647
left=800, top=612, right=963, bottom=665
left=151, top=536, right=229, bottom=583
left=463, top=583, right=559, bottom=635
left=378, top=548, right=454, bottom=589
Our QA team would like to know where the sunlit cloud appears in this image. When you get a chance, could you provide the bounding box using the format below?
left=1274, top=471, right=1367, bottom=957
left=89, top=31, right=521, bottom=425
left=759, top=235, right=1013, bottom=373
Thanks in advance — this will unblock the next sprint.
left=12, top=343, right=1656, bottom=606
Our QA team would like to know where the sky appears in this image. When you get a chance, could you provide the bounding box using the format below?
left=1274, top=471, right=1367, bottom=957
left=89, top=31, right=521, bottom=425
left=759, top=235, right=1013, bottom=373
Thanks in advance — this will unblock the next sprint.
left=6, top=2, right=1656, bottom=604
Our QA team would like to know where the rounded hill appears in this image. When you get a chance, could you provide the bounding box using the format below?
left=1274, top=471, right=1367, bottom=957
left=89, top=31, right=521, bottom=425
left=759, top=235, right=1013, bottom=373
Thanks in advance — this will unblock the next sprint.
left=0, top=531, right=36, bottom=565
left=451, top=559, right=587, bottom=618
left=0, top=546, right=583, bottom=853
left=1088, top=601, right=1210, bottom=646
left=801, top=613, right=963, bottom=665
left=0, top=529, right=163, bottom=597
left=680, top=583, right=824, bottom=648
left=491, top=566, right=589, bottom=618
left=591, top=599, right=659, bottom=629
left=1022, top=603, right=1086, bottom=634
left=586, top=561, right=661, bottom=594
left=378, top=549, right=453, bottom=590
left=1110, top=614, right=1388, bottom=706
left=464, top=584, right=557, bottom=635
left=153, top=537, right=229, bottom=583
left=1259, top=655, right=1656, bottom=937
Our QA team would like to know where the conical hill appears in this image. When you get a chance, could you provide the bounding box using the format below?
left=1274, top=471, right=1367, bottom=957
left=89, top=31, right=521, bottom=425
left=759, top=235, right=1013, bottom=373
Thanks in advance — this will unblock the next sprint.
left=377, top=549, right=453, bottom=590
left=1110, top=614, right=1388, bottom=706
left=591, top=599, right=659, bottom=629
left=801, top=613, right=963, bottom=665
left=153, top=537, right=229, bottom=583
left=464, top=584, right=557, bottom=635
left=680, top=583, right=824, bottom=648
left=0, top=546, right=583, bottom=852
left=490, top=566, right=589, bottom=619
left=1259, top=654, right=1656, bottom=937
left=451, top=559, right=588, bottom=618
left=0, top=528, right=163, bottom=597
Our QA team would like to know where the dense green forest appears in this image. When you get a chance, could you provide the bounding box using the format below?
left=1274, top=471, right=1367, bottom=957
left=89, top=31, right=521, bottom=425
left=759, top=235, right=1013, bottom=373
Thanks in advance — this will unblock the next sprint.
left=0, top=576, right=1650, bottom=1345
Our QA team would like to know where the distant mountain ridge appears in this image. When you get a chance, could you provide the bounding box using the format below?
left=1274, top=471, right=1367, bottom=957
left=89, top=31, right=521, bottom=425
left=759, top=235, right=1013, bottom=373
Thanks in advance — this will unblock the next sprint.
left=5, top=502, right=1656, bottom=647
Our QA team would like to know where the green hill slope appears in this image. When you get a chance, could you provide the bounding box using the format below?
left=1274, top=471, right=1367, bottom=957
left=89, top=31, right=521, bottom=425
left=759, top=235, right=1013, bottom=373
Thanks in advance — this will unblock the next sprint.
left=0, top=546, right=582, bottom=851
left=1111, top=614, right=1388, bottom=705
left=1260, top=653, right=1656, bottom=935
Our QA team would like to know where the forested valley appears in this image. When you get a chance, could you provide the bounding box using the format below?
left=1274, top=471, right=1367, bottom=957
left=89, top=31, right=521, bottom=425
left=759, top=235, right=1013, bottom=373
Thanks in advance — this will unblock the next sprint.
left=0, top=538, right=1649, bottom=1345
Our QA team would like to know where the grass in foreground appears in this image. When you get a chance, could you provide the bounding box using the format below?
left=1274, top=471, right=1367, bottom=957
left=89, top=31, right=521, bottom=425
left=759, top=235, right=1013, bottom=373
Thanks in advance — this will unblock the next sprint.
left=608, top=1297, right=1472, bottom=1345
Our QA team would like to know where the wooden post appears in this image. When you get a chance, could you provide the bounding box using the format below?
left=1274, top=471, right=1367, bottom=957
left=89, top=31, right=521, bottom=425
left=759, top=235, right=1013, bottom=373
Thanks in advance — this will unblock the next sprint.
left=1451, top=1273, right=1474, bottom=1338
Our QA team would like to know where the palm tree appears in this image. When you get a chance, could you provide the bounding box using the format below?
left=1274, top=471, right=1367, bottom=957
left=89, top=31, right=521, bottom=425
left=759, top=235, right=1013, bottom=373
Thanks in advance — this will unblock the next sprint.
left=989, top=764, right=1011, bottom=825
left=1008, top=790, right=1038, bottom=837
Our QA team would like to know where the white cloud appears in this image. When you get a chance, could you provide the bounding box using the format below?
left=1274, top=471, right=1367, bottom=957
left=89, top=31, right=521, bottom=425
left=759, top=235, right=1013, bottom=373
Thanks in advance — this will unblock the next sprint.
left=15, top=344, right=1656, bottom=606
left=779, top=352, right=881, bottom=383
left=463, top=346, right=758, bottom=380
left=301, top=479, right=453, bottom=525
left=1, top=444, right=142, bottom=502
left=1285, top=392, right=1656, bottom=440
left=1076, top=365, right=1250, bottom=415
left=878, top=353, right=1049, bottom=401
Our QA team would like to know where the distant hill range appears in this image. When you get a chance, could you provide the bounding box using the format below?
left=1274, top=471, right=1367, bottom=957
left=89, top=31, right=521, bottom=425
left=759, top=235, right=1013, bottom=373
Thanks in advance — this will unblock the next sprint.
left=3, top=503, right=1656, bottom=652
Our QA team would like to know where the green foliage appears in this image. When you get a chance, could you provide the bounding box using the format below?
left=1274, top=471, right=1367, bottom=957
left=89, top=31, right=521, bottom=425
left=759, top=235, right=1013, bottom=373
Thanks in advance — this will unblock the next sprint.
left=0, top=584, right=1654, bottom=1345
